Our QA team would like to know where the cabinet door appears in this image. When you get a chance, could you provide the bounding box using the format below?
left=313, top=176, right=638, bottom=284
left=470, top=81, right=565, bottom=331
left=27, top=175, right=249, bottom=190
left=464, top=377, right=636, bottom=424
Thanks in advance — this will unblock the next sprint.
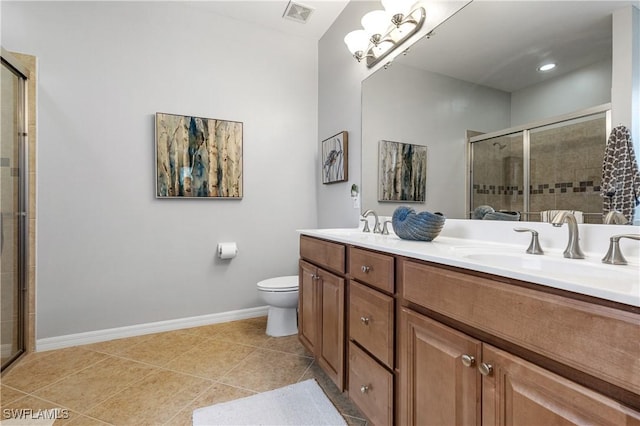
left=318, top=269, right=345, bottom=390
left=481, top=344, right=640, bottom=426
left=298, top=260, right=318, bottom=354
left=399, top=308, right=482, bottom=426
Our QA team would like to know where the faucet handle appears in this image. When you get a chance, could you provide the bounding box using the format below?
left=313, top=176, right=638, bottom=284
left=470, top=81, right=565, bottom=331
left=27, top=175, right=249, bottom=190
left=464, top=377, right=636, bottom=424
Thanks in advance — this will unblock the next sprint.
left=360, top=219, right=371, bottom=233
left=602, top=234, right=640, bottom=265
left=382, top=220, right=392, bottom=235
left=514, top=228, right=544, bottom=255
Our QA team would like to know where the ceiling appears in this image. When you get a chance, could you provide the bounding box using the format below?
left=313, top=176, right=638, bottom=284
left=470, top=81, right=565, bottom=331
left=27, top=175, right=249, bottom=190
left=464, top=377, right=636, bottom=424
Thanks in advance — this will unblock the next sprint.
left=397, top=1, right=639, bottom=92
left=186, top=0, right=350, bottom=40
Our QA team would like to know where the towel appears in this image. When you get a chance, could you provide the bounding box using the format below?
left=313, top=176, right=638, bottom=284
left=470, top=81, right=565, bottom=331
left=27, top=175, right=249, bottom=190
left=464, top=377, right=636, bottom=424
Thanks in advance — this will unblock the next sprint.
left=540, top=210, right=584, bottom=223
left=601, top=125, right=640, bottom=222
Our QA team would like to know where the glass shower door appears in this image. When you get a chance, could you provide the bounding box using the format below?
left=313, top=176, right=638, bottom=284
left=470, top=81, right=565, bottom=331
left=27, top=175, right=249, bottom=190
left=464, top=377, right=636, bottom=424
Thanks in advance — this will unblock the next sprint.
left=1, top=55, right=27, bottom=370
left=470, top=132, right=525, bottom=217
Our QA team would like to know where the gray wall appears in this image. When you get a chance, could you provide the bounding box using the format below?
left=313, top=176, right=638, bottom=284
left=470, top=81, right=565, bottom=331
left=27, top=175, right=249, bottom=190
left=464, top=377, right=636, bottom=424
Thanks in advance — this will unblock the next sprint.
left=2, top=1, right=319, bottom=338
left=317, top=1, right=375, bottom=229
left=510, top=59, right=613, bottom=126
left=361, top=64, right=511, bottom=218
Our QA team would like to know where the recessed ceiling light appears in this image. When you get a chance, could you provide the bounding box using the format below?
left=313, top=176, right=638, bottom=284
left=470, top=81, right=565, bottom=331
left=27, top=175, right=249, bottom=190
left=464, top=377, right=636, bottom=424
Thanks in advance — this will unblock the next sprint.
left=538, top=63, right=556, bottom=72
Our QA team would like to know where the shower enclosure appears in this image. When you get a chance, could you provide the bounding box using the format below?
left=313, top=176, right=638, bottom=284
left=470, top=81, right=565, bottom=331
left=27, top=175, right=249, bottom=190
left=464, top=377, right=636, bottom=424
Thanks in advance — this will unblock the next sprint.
left=469, top=105, right=610, bottom=224
left=1, top=50, right=29, bottom=371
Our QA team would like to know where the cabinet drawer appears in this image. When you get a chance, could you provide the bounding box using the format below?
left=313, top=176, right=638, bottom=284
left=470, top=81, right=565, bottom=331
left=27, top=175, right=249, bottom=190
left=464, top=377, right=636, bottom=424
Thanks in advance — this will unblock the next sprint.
left=348, top=342, right=393, bottom=426
left=300, top=235, right=345, bottom=274
left=401, top=259, right=640, bottom=396
left=349, top=247, right=394, bottom=293
left=349, top=280, right=394, bottom=367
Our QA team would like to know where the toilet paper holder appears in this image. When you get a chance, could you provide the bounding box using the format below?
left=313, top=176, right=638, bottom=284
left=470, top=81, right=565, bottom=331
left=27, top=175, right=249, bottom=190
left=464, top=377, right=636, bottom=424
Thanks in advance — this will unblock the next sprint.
left=217, top=242, right=238, bottom=259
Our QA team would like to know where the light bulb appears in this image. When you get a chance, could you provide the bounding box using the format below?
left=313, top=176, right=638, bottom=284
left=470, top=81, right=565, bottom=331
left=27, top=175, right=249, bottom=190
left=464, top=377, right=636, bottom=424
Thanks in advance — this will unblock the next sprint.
left=344, top=30, right=369, bottom=55
left=361, top=10, right=390, bottom=39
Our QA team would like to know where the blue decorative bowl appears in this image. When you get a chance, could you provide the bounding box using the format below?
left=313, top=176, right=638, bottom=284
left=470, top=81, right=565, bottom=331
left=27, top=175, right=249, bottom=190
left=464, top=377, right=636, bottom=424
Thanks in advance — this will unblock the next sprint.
left=392, top=206, right=446, bottom=241
left=483, top=211, right=521, bottom=221
left=472, top=205, right=495, bottom=219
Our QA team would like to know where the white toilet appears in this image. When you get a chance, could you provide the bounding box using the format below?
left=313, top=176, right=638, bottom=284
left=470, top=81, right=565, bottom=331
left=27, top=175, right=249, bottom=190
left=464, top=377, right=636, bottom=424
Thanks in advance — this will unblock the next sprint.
left=257, top=275, right=299, bottom=337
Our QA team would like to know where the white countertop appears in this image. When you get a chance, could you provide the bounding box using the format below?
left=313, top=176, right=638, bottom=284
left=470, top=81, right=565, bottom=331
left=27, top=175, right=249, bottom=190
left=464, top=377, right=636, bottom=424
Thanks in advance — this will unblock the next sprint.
left=299, top=221, right=640, bottom=308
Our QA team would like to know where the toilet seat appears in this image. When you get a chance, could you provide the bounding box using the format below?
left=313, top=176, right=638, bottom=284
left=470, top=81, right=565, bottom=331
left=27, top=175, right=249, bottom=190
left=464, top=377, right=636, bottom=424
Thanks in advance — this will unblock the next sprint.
left=257, top=275, right=299, bottom=292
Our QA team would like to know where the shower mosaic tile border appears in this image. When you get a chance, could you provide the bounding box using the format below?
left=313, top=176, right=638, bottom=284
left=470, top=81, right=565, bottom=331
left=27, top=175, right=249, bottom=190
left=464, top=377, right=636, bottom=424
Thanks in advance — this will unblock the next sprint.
left=473, top=180, right=601, bottom=196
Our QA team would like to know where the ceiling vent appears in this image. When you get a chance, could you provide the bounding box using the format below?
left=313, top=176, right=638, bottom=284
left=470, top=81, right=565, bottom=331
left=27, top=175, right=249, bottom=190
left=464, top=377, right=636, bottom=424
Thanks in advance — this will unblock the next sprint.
left=283, top=1, right=314, bottom=24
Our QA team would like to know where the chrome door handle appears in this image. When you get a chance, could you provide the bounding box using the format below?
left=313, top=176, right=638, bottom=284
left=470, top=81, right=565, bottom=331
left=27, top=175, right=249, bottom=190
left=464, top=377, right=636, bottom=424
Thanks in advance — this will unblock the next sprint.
left=461, top=354, right=475, bottom=367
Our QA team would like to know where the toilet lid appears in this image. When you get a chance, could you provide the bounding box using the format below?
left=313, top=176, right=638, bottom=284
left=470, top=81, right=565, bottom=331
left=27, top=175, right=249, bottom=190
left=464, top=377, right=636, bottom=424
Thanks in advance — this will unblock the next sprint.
left=257, top=275, right=299, bottom=292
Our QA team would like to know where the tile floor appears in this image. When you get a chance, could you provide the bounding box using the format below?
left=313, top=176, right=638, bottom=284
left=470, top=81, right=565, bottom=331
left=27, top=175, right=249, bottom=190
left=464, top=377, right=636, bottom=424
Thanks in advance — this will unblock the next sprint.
left=0, top=316, right=366, bottom=425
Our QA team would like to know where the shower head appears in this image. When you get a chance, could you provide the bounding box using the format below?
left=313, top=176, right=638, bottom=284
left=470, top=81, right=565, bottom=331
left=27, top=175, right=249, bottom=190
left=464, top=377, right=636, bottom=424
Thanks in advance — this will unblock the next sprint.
left=493, top=142, right=507, bottom=150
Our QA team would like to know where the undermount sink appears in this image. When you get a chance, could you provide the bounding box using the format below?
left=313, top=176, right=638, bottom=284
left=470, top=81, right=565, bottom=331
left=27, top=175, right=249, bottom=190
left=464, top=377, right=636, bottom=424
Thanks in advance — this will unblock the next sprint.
left=460, top=252, right=638, bottom=296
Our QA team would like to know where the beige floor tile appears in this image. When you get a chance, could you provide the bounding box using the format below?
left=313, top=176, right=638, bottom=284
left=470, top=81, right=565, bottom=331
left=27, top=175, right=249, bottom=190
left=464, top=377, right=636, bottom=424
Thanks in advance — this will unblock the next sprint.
left=86, top=369, right=211, bottom=425
left=81, top=333, right=155, bottom=355
left=209, top=316, right=271, bottom=347
left=164, top=339, right=255, bottom=380
left=165, top=382, right=255, bottom=426
left=116, top=331, right=202, bottom=367
left=0, top=394, right=81, bottom=424
left=1, top=348, right=107, bottom=393
left=179, top=322, right=228, bottom=339
left=32, top=355, right=159, bottom=413
left=0, top=384, right=28, bottom=407
left=65, top=414, right=113, bottom=425
left=220, top=347, right=313, bottom=393
left=260, top=334, right=313, bottom=357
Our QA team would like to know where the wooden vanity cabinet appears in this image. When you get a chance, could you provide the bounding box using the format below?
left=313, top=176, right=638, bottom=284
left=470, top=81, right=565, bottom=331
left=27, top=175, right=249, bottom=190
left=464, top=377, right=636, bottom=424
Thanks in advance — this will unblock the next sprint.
left=298, top=236, right=346, bottom=390
left=299, top=234, right=640, bottom=425
left=400, top=307, right=640, bottom=426
left=398, top=257, right=640, bottom=426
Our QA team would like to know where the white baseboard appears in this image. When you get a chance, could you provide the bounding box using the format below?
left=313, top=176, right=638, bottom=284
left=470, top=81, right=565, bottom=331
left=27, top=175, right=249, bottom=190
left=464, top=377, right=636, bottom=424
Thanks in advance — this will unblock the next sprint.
left=36, top=306, right=270, bottom=352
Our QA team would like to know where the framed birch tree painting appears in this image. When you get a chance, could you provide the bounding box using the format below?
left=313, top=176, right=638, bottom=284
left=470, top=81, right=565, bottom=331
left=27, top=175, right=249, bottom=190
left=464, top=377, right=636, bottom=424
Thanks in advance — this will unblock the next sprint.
left=378, top=140, right=427, bottom=202
left=155, top=112, right=243, bottom=198
left=321, top=131, right=348, bottom=184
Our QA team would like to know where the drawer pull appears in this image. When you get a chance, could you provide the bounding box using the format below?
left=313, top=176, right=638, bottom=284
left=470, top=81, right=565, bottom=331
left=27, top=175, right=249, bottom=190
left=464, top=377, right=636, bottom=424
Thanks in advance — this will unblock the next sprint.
left=360, top=316, right=370, bottom=325
left=461, top=354, right=475, bottom=367
left=360, top=384, right=369, bottom=393
left=479, top=362, right=493, bottom=376
left=361, top=265, right=371, bottom=273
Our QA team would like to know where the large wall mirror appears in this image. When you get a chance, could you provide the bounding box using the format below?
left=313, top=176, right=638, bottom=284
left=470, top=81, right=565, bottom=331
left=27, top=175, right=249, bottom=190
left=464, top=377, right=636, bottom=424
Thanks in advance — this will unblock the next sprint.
left=361, top=0, right=637, bottom=224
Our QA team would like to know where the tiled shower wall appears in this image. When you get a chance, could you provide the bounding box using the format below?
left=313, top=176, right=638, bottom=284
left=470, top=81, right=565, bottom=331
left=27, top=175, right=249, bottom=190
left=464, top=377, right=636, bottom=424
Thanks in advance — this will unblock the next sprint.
left=472, top=116, right=606, bottom=224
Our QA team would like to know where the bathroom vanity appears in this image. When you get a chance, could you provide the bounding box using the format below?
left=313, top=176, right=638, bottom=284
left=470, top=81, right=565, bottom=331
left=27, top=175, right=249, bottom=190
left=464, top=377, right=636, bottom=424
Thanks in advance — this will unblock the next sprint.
left=297, top=222, right=640, bottom=425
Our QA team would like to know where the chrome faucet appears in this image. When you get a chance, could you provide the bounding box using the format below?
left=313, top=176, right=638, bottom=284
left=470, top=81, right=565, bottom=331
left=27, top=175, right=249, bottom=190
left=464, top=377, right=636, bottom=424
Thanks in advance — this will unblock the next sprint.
left=602, top=234, right=640, bottom=265
left=603, top=211, right=629, bottom=225
left=362, top=209, right=382, bottom=233
left=551, top=211, right=585, bottom=259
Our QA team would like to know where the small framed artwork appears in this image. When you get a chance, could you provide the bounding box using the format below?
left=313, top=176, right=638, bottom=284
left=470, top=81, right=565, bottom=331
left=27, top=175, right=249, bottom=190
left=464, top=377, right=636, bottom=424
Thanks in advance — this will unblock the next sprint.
left=378, top=140, right=427, bottom=202
left=155, top=112, right=243, bottom=198
left=321, top=131, right=348, bottom=184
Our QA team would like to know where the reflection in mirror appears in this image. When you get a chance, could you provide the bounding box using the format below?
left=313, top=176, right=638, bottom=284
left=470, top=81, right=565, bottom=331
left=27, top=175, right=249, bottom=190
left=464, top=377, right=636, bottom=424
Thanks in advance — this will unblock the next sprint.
left=361, top=1, right=636, bottom=222
left=470, top=108, right=610, bottom=224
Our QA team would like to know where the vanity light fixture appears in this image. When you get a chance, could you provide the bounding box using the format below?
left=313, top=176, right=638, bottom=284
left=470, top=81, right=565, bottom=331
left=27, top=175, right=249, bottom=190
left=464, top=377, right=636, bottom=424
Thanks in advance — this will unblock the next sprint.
left=344, top=0, right=426, bottom=68
left=537, top=63, right=557, bottom=72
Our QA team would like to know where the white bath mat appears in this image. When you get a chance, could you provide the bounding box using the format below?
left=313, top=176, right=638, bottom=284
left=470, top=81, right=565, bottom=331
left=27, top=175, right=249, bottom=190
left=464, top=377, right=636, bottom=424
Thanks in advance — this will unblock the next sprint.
left=192, top=379, right=347, bottom=426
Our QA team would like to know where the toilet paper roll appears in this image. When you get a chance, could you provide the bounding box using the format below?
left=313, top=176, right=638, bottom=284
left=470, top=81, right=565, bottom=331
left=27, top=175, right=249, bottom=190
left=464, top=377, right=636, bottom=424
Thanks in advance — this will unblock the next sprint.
left=217, top=242, right=238, bottom=259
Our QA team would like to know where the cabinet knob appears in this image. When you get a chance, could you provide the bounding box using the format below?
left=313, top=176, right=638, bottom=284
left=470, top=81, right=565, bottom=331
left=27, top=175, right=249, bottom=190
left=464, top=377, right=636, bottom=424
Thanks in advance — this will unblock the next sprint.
left=360, top=316, right=370, bottom=325
left=361, top=265, right=371, bottom=273
left=311, top=273, right=319, bottom=280
left=360, top=385, right=369, bottom=393
left=461, top=354, right=475, bottom=367
left=479, top=362, right=493, bottom=376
